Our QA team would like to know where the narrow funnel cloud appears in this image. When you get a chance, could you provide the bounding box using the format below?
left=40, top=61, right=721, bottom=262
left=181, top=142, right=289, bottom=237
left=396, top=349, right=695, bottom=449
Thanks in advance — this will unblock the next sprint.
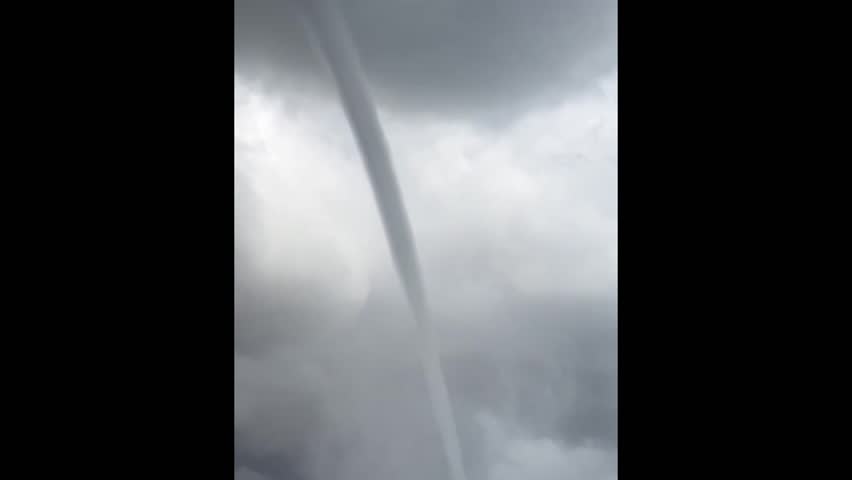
left=297, top=1, right=468, bottom=479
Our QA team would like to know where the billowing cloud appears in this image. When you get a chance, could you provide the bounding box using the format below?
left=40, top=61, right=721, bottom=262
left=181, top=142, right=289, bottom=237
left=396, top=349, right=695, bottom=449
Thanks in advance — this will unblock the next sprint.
left=236, top=2, right=616, bottom=478
left=234, top=63, right=617, bottom=479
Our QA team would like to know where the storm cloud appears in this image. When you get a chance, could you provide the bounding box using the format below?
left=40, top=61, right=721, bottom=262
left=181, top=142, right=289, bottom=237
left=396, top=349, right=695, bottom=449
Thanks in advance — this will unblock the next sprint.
left=235, top=1, right=616, bottom=479
left=235, top=0, right=617, bottom=119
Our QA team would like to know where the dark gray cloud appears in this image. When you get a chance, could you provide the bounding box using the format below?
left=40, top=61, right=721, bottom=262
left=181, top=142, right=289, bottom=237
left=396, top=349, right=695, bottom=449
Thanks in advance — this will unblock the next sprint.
left=234, top=4, right=617, bottom=478
left=235, top=254, right=614, bottom=471
left=233, top=268, right=616, bottom=480
left=235, top=0, right=617, bottom=118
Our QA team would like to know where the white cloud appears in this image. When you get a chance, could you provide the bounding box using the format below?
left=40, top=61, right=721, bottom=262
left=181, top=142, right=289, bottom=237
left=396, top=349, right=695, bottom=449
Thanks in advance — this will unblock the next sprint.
left=234, top=71, right=617, bottom=479
left=478, top=413, right=616, bottom=480
left=235, top=71, right=616, bottom=320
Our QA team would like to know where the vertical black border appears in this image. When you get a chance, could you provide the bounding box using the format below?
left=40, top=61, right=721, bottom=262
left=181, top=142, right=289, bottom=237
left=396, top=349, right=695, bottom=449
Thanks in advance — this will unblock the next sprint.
left=18, top=2, right=240, bottom=478
left=617, top=1, right=778, bottom=477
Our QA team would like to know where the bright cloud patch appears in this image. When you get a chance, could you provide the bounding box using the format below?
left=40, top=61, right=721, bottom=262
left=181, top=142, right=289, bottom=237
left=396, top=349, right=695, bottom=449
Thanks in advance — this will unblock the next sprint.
left=234, top=71, right=617, bottom=480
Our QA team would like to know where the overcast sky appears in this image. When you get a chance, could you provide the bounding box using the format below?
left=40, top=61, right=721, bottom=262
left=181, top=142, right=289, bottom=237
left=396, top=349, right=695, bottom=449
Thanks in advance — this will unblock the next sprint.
left=234, top=1, right=617, bottom=479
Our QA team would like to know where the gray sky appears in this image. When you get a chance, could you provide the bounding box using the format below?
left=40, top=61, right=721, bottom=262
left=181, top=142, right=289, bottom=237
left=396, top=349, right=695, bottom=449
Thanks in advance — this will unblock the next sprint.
left=235, top=0, right=617, bottom=120
left=235, top=1, right=617, bottom=479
